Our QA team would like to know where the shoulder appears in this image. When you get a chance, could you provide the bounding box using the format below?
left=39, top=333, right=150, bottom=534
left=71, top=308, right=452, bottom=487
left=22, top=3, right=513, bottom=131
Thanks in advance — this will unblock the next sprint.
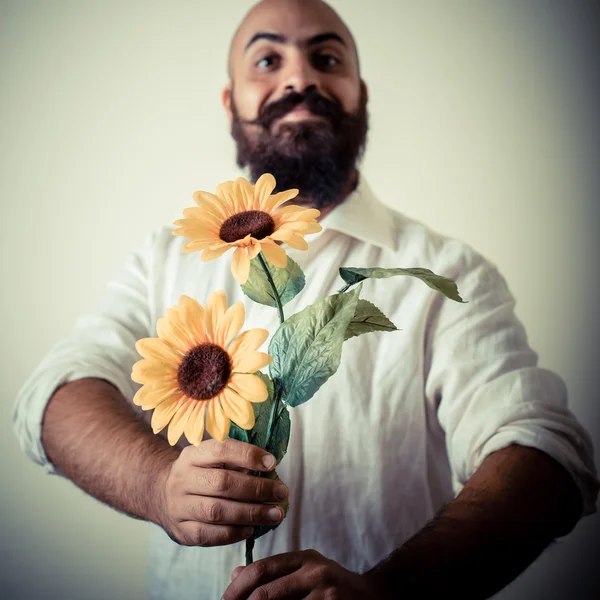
left=381, top=202, right=499, bottom=281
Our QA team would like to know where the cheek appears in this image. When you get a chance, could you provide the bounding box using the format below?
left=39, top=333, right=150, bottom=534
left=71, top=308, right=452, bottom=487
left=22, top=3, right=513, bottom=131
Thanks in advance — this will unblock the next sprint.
left=233, top=81, right=271, bottom=120
left=329, top=79, right=361, bottom=114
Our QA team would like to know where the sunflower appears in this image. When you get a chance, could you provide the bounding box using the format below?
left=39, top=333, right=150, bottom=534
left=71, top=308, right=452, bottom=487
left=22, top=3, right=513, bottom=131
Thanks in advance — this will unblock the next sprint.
left=131, top=291, right=272, bottom=445
left=173, top=173, right=322, bottom=284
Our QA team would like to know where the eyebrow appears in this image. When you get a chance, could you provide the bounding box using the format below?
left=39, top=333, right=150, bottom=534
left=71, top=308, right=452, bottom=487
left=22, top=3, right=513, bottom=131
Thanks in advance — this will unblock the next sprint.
left=244, top=31, right=347, bottom=52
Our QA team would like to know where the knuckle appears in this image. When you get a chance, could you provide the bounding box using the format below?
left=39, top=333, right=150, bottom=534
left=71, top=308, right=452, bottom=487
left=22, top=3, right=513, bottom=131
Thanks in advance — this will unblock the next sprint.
left=254, top=477, right=267, bottom=498
left=250, top=560, right=268, bottom=580
left=250, top=587, right=270, bottom=600
left=313, top=564, right=331, bottom=584
left=251, top=504, right=269, bottom=524
left=214, top=470, right=233, bottom=495
left=205, top=500, right=224, bottom=524
left=179, top=524, right=205, bottom=547
left=179, top=444, right=195, bottom=463
left=234, top=442, right=251, bottom=466
left=210, top=440, right=227, bottom=460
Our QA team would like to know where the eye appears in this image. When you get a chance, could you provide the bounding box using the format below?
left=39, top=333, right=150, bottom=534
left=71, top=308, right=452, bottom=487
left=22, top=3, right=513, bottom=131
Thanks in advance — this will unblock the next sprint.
left=312, top=52, right=340, bottom=71
left=256, top=54, right=280, bottom=70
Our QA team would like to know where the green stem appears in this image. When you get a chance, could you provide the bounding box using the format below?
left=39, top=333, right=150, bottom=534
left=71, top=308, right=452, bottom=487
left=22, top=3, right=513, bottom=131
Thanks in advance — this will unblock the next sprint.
left=245, top=534, right=255, bottom=565
left=337, top=283, right=352, bottom=294
left=264, top=382, right=282, bottom=454
left=257, top=252, right=285, bottom=325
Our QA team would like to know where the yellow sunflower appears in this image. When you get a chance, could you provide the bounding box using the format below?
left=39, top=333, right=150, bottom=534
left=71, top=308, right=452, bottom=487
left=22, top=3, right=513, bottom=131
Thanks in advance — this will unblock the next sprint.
left=131, top=291, right=272, bottom=445
left=173, top=173, right=322, bottom=284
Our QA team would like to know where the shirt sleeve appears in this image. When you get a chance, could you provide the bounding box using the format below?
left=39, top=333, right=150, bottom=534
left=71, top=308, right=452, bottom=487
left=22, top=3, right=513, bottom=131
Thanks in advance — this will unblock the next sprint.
left=11, top=228, right=163, bottom=477
left=424, top=242, right=599, bottom=517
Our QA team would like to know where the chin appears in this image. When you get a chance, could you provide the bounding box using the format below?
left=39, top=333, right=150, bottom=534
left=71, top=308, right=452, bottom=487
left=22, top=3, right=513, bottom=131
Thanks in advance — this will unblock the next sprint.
left=272, top=121, right=334, bottom=157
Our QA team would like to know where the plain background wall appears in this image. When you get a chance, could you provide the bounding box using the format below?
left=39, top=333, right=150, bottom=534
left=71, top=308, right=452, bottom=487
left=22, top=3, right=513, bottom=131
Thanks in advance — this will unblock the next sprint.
left=1, top=1, right=598, bottom=598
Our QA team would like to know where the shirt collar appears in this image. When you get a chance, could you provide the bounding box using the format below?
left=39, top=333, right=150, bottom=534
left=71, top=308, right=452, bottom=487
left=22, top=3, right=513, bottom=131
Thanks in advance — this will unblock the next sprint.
left=317, top=174, right=397, bottom=252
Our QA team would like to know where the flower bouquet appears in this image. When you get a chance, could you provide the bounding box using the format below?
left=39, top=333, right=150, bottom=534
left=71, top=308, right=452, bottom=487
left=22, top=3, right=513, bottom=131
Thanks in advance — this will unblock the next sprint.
left=131, top=174, right=464, bottom=564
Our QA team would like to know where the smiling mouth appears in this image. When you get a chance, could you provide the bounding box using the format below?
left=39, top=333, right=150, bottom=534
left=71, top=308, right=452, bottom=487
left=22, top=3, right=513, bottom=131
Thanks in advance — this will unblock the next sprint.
left=279, top=103, right=325, bottom=121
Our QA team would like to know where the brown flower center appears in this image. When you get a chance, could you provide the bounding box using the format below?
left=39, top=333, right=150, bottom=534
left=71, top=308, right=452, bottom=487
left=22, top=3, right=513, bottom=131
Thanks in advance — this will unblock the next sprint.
left=177, top=343, right=231, bottom=400
left=219, top=210, right=275, bottom=243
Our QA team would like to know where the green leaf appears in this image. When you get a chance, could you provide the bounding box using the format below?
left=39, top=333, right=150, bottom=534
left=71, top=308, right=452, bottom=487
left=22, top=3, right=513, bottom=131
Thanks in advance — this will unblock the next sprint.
left=269, top=286, right=362, bottom=408
left=228, top=422, right=249, bottom=443
left=242, top=255, right=305, bottom=307
left=253, top=469, right=290, bottom=540
left=344, top=299, right=399, bottom=341
left=339, top=266, right=466, bottom=303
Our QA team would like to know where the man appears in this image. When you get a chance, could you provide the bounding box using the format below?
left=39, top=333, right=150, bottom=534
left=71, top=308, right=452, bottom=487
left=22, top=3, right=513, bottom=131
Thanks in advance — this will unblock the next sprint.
left=12, top=0, right=598, bottom=598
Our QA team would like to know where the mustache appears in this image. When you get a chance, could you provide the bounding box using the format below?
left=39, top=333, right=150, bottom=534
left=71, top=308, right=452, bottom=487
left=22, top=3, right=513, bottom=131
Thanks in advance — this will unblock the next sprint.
left=242, top=88, right=345, bottom=129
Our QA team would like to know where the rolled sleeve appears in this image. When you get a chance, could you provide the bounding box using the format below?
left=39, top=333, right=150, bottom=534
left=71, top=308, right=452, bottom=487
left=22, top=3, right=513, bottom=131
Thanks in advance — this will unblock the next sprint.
left=11, top=228, right=163, bottom=476
left=425, top=245, right=599, bottom=516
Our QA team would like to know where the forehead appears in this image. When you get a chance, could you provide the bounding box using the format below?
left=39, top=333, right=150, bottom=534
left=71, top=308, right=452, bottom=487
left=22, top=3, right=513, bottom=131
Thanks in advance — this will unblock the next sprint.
left=229, top=0, right=355, bottom=70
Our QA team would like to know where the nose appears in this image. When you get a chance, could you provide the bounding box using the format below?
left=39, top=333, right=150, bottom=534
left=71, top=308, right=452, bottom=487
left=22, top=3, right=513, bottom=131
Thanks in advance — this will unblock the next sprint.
left=279, top=51, right=320, bottom=96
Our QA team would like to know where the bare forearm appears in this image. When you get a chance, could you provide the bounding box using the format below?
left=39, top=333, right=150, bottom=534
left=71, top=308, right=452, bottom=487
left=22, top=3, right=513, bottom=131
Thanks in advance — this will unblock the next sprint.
left=364, top=445, right=583, bottom=599
left=42, top=377, right=179, bottom=524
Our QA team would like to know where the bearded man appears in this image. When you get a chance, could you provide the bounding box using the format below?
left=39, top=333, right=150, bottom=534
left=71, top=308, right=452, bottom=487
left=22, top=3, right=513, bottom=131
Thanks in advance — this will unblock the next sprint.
left=13, top=1, right=598, bottom=599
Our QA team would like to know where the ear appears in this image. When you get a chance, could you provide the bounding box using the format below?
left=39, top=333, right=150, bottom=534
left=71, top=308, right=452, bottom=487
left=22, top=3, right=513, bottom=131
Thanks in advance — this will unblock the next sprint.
left=360, top=79, right=369, bottom=104
left=222, top=82, right=233, bottom=126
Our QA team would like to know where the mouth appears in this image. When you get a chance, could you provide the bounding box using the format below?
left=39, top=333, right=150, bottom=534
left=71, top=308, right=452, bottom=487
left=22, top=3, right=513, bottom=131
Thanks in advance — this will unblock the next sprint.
left=278, top=102, right=326, bottom=122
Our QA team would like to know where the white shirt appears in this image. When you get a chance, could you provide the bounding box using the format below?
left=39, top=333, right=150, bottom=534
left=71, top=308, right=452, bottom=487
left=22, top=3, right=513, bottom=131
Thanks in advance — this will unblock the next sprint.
left=12, top=176, right=599, bottom=599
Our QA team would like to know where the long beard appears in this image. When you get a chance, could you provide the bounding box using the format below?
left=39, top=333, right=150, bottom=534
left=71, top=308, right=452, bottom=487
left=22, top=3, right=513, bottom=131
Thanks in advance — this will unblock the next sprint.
left=230, top=87, right=369, bottom=209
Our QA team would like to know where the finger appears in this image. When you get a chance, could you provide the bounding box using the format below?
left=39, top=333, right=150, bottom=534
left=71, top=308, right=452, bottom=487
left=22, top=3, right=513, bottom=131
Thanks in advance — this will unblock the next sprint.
left=222, top=554, right=304, bottom=600
left=185, top=438, right=276, bottom=472
left=231, top=566, right=245, bottom=581
left=176, top=522, right=254, bottom=547
left=238, top=573, right=309, bottom=600
left=182, top=496, right=285, bottom=527
left=184, top=467, right=289, bottom=502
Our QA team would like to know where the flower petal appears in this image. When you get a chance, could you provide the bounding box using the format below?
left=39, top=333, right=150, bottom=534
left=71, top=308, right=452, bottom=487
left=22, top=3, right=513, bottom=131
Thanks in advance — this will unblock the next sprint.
left=157, top=317, right=195, bottom=353
left=254, top=173, right=277, bottom=209
left=216, top=302, right=245, bottom=348
left=204, top=290, right=228, bottom=343
left=131, top=359, right=177, bottom=385
left=231, top=246, right=251, bottom=285
left=181, top=239, right=213, bottom=253
left=220, top=388, right=255, bottom=430
left=177, top=295, right=207, bottom=344
left=181, top=208, right=223, bottom=232
left=201, top=245, right=232, bottom=262
left=260, top=240, right=288, bottom=268
left=246, top=239, right=262, bottom=260
left=280, top=221, right=323, bottom=234
left=205, top=397, right=230, bottom=442
left=233, top=177, right=255, bottom=211
left=193, top=190, right=230, bottom=219
left=264, top=188, right=299, bottom=213
left=232, top=351, right=273, bottom=373
left=215, top=181, right=243, bottom=214
left=167, top=398, right=196, bottom=446
left=151, top=394, right=185, bottom=434
left=133, top=383, right=178, bottom=408
left=184, top=400, right=208, bottom=446
left=228, top=328, right=269, bottom=354
left=166, top=307, right=197, bottom=349
left=135, top=338, right=181, bottom=363
left=270, top=230, right=309, bottom=250
left=275, top=205, right=320, bottom=220
left=228, top=373, right=268, bottom=403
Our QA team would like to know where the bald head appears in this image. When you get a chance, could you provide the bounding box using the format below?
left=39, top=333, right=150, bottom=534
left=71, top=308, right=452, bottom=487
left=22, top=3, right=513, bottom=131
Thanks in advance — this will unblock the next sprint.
left=221, top=0, right=368, bottom=209
left=227, top=0, right=359, bottom=80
